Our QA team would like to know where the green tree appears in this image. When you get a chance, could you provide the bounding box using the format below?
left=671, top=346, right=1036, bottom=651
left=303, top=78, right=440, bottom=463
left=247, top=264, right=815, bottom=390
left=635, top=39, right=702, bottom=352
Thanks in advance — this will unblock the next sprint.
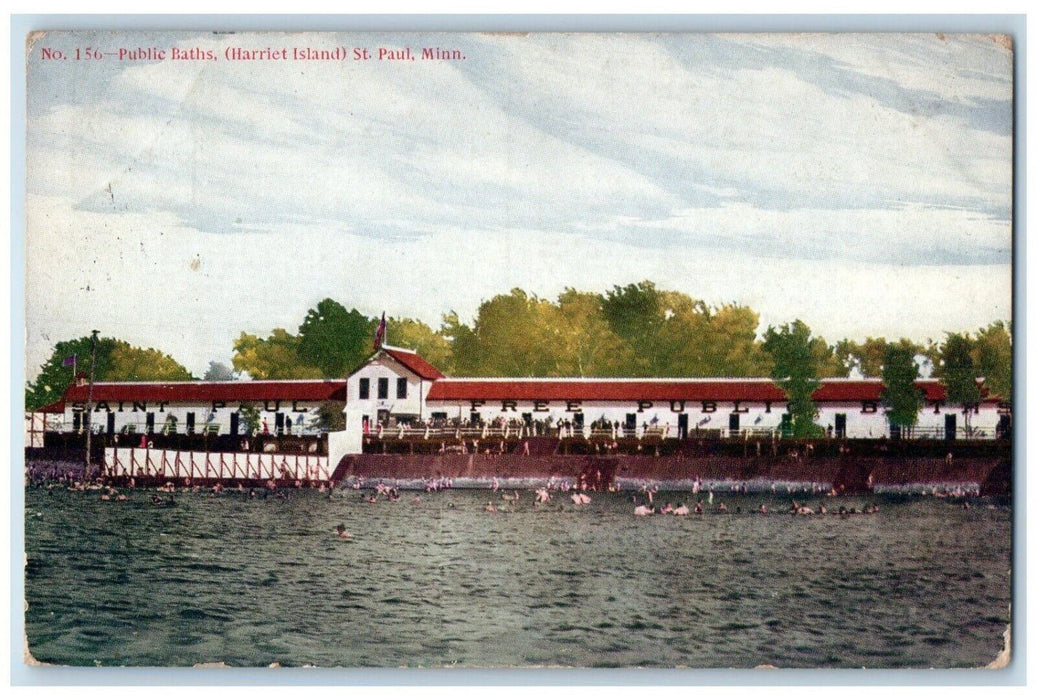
left=835, top=337, right=889, bottom=377
left=762, top=320, right=824, bottom=438
left=600, top=281, right=666, bottom=374
left=459, top=289, right=567, bottom=376
left=389, top=317, right=453, bottom=374
left=25, top=336, right=193, bottom=411
left=938, top=332, right=982, bottom=435
left=106, top=344, right=196, bottom=382
left=441, top=311, right=481, bottom=376
left=703, top=303, right=772, bottom=377
left=238, top=402, right=261, bottom=436
left=973, top=321, right=1012, bottom=401
left=881, top=342, right=924, bottom=437
left=658, top=298, right=772, bottom=377
left=297, top=299, right=378, bottom=377
left=311, top=401, right=347, bottom=432
left=203, top=361, right=237, bottom=381
left=232, top=329, right=322, bottom=380
left=552, top=289, right=633, bottom=376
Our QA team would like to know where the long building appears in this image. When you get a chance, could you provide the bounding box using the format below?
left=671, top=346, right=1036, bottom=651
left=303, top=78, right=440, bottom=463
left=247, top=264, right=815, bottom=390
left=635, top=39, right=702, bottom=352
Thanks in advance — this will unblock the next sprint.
left=37, top=344, right=1009, bottom=441
left=39, top=379, right=348, bottom=437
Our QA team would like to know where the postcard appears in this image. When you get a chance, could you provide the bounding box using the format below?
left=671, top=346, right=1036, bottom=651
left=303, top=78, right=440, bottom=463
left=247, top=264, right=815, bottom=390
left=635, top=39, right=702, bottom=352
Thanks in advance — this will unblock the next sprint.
left=22, top=29, right=1014, bottom=672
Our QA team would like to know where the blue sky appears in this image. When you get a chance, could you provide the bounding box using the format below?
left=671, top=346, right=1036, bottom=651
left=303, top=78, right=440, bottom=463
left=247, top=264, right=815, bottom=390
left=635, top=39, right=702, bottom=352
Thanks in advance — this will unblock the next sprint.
left=25, top=31, right=1013, bottom=377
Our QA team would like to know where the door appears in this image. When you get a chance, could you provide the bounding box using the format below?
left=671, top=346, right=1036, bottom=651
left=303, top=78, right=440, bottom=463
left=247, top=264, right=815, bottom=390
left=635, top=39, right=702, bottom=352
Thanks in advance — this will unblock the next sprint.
left=780, top=413, right=792, bottom=437
left=945, top=413, right=957, bottom=441
left=573, top=412, right=584, bottom=429
left=230, top=411, right=239, bottom=436
left=145, top=412, right=155, bottom=434
left=275, top=412, right=285, bottom=435
left=106, top=412, right=115, bottom=436
left=834, top=413, right=846, bottom=439
left=185, top=412, right=196, bottom=435
left=677, top=413, right=689, bottom=439
left=73, top=411, right=81, bottom=432
left=728, top=413, right=740, bottom=435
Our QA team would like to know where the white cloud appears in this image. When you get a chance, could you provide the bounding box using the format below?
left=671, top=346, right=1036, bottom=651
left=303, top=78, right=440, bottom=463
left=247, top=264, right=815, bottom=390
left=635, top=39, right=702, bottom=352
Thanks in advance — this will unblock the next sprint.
left=25, top=195, right=1011, bottom=379
left=735, top=33, right=1013, bottom=104
left=23, top=32, right=1014, bottom=379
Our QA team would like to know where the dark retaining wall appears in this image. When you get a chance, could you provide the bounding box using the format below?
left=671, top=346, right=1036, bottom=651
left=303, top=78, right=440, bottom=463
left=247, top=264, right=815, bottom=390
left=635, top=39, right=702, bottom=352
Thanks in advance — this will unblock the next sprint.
left=334, top=452, right=1011, bottom=496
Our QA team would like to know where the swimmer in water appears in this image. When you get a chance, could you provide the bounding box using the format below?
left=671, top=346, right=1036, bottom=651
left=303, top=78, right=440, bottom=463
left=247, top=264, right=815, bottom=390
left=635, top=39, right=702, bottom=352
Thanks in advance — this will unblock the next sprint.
left=485, top=503, right=497, bottom=513
left=334, top=524, right=352, bottom=539
left=758, top=504, right=768, bottom=514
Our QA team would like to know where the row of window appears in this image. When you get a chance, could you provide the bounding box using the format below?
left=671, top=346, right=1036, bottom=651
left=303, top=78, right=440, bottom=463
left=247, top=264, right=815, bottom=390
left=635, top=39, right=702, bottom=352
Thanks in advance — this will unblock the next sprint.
left=70, top=410, right=305, bottom=435
left=358, top=377, right=408, bottom=401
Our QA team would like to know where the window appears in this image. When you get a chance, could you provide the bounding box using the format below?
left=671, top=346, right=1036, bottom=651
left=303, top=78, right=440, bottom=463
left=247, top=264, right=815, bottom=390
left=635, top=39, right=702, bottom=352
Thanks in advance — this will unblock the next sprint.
left=377, top=377, right=389, bottom=400
left=397, top=377, right=408, bottom=399
left=358, top=378, right=369, bottom=399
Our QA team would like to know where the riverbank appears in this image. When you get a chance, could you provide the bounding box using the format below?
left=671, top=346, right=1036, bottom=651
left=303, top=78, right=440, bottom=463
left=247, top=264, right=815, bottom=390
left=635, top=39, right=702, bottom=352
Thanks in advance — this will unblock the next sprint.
left=24, top=436, right=1012, bottom=496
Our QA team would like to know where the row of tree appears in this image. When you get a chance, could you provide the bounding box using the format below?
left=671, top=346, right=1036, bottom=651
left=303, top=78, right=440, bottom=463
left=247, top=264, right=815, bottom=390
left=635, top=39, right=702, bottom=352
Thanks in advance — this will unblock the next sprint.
left=26, top=283, right=1013, bottom=432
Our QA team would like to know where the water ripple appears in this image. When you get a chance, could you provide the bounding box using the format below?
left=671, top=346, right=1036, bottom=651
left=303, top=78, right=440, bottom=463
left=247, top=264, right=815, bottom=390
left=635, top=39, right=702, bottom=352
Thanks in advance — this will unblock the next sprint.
left=24, top=488, right=1012, bottom=668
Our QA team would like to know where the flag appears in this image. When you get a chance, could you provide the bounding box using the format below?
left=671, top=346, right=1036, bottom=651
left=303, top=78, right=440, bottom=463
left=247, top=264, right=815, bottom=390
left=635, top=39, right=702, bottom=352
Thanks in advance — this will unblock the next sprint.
left=62, top=355, right=76, bottom=367
left=374, top=312, right=386, bottom=348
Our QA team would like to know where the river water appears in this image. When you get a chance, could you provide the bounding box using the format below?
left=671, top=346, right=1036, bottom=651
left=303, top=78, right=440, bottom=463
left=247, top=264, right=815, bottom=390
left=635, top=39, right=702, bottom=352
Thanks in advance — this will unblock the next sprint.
left=23, top=486, right=1011, bottom=669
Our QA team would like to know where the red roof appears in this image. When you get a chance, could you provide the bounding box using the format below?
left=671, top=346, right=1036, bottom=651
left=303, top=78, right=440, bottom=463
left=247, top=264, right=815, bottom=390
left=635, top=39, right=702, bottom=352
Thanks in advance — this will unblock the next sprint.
left=381, top=347, right=444, bottom=380
left=426, top=379, right=787, bottom=402
left=36, top=400, right=66, bottom=414
left=426, top=378, right=978, bottom=404
left=812, top=380, right=947, bottom=402
left=60, top=380, right=348, bottom=403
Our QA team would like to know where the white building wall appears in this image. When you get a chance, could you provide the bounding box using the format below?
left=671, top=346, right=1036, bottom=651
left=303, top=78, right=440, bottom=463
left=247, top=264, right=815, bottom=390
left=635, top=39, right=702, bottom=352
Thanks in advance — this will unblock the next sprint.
left=345, top=354, right=430, bottom=426
left=426, top=398, right=792, bottom=434
left=63, top=400, right=326, bottom=436
left=427, top=397, right=1007, bottom=440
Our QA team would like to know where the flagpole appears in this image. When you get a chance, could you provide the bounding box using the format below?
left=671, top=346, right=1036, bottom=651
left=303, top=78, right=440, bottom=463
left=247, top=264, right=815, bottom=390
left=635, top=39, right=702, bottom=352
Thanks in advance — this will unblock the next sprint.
left=85, top=330, right=98, bottom=480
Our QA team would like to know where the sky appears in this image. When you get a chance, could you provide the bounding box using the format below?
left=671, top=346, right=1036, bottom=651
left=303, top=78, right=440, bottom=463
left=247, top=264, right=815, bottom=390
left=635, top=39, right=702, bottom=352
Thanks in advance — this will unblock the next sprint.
left=24, top=31, right=1014, bottom=379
